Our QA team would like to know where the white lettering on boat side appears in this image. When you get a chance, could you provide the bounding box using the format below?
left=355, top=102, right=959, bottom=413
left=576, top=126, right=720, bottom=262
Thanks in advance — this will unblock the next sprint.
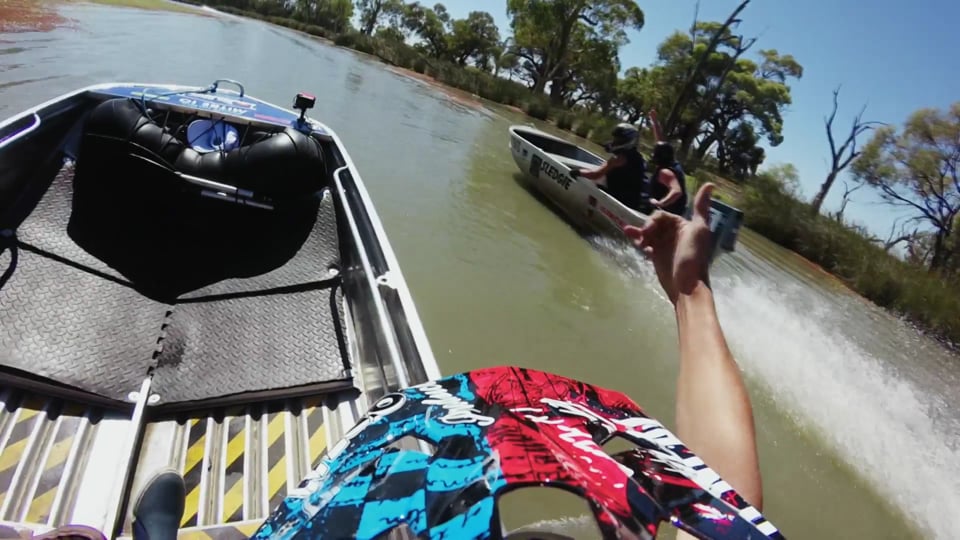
left=538, top=158, right=573, bottom=189
left=178, top=97, right=250, bottom=116
left=413, top=381, right=496, bottom=426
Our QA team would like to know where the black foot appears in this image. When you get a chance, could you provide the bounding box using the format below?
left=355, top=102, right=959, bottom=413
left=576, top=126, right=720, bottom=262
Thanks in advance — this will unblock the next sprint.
left=132, top=467, right=185, bottom=540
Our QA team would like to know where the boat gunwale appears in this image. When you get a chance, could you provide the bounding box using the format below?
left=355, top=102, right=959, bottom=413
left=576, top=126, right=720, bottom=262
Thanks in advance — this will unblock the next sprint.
left=508, top=124, right=606, bottom=165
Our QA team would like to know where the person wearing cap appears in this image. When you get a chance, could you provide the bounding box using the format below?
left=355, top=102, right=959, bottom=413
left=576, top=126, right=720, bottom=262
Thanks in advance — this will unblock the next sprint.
left=569, top=123, right=647, bottom=212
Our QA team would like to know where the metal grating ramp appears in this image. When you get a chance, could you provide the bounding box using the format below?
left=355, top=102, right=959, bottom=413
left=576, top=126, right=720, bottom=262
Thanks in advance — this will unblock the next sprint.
left=0, top=388, right=136, bottom=532
left=118, top=395, right=353, bottom=538
left=0, top=386, right=362, bottom=539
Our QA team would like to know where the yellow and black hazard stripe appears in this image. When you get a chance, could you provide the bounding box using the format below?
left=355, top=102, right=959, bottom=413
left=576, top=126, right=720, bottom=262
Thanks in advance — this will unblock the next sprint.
left=264, top=411, right=288, bottom=512
left=24, top=410, right=82, bottom=524
left=127, top=395, right=333, bottom=536
left=0, top=393, right=46, bottom=514
left=180, top=418, right=208, bottom=528
left=220, top=414, right=246, bottom=524
left=303, top=397, right=327, bottom=470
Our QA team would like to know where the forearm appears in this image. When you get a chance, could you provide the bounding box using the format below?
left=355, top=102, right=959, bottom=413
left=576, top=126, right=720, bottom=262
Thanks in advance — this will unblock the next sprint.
left=674, top=282, right=763, bottom=510
left=650, top=115, right=664, bottom=142
left=656, top=187, right=682, bottom=208
left=580, top=168, right=605, bottom=180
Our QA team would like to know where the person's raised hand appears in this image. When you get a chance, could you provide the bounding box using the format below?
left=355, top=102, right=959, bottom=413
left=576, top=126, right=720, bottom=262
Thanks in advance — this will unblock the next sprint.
left=624, top=183, right=715, bottom=305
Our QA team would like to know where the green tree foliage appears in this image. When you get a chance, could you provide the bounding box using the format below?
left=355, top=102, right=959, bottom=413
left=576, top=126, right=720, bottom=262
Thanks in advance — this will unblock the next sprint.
left=904, top=222, right=960, bottom=276
left=399, top=4, right=501, bottom=68
left=375, top=25, right=405, bottom=43
left=356, top=0, right=404, bottom=35
left=293, top=0, right=354, bottom=32
left=495, top=38, right=520, bottom=78
left=757, top=49, right=802, bottom=84
left=550, top=30, right=620, bottom=110
left=853, top=103, right=960, bottom=270
left=711, top=51, right=801, bottom=147
left=651, top=20, right=802, bottom=163
left=723, top=123, right=765, bottom=181
left=615, top=67, right=660, bottom=123
left=506, top=0, right=643, bottom=99
left=447, top=11, right=500, bottom=68
left=659, top=0, right=751, bottom=141
left=402, top=2, right=451, bottom=58
left=250, top=0, right=290, bottom=17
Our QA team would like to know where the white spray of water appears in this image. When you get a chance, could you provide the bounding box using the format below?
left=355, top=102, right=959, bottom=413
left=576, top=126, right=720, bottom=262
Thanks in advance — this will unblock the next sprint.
left=712, top=275, right=959, bottom=538
left=588, top=236, right=958, bottom=536
left=506, top=514, right=600, bottom=539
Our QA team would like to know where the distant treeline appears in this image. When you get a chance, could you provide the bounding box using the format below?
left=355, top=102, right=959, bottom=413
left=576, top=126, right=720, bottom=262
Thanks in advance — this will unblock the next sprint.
left=173, top=0, right=960, bottom=348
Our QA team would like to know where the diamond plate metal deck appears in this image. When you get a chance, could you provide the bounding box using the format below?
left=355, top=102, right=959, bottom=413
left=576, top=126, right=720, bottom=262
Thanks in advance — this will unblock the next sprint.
left=1, top=167, right=352, bottom=406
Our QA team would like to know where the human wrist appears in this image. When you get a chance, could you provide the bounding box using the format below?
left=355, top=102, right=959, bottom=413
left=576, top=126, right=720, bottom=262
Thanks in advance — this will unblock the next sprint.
left=674, top=280, right=713, bottom=313
left=674, top=279, right=724, bottom=354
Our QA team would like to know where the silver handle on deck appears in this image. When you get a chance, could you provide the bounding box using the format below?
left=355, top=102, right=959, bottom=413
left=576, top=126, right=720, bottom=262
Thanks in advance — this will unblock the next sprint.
left=0, top=113, right=40, bottom=150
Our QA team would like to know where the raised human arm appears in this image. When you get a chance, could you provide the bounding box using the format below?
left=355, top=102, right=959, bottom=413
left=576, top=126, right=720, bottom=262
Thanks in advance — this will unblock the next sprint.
left=623, top=184, right=764, bottom=518
left=674, top=282, right=763, bottom=510
left=648, top=109, right=664, bottom=143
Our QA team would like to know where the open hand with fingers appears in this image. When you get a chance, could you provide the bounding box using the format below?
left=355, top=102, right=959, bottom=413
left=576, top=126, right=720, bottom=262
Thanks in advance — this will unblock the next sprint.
left=624, top=183, right=715, bottom=305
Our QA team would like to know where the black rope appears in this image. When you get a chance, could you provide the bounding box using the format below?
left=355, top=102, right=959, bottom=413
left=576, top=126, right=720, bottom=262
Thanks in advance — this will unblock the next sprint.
left=0, top=229, right=18, bottom=291
left=16, top=241, right=135, bottom=289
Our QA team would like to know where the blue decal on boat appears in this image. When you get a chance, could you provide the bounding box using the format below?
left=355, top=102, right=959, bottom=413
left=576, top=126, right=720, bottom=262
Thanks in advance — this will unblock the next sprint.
left=252, top=373, right=507, bottom=539
left=425, top=456, right=487, bottom=491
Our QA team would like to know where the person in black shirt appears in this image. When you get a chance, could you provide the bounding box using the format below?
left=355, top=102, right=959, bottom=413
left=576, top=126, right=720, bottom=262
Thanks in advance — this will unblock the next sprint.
left=569, top=123, right=646, bottom=211
left=646, top=109, right=688, bottom=216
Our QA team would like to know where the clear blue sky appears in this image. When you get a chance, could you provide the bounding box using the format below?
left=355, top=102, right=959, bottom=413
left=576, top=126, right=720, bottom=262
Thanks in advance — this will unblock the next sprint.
left=439, top=0, right=960, bottom=238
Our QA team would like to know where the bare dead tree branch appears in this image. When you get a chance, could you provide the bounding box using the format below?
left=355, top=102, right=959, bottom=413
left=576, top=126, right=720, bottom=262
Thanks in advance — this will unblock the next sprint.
left=881, top=218, right=918, bottom=252
left=811, top=86, right=884, bottom=213
left=872, top=180, right=942, bottom=224
left=835, top=177, right=867, bottom=222
left=663, top=0, right=751, bottom=138
left=690, top=0, right=700, bottom=36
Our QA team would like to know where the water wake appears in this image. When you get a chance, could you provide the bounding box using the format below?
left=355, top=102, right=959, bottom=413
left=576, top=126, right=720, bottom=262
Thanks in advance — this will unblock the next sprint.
left=507, top=514, right=599, bottom=539
left=592, top=238, right=956, bottom=537
left=713, top=275, right=958, bottom=538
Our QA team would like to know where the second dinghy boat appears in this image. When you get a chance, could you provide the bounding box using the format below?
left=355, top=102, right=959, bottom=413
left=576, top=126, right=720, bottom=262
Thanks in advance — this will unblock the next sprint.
left=508, top=125, right=744, bottom=259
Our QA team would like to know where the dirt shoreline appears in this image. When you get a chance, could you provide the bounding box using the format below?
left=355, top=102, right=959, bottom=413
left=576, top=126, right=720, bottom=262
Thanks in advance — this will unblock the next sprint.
left=383, top=66, right=489, bottom=111
left=1, top=0, right=203, bottom=33
left=1, top=1, right=71, bottom=32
